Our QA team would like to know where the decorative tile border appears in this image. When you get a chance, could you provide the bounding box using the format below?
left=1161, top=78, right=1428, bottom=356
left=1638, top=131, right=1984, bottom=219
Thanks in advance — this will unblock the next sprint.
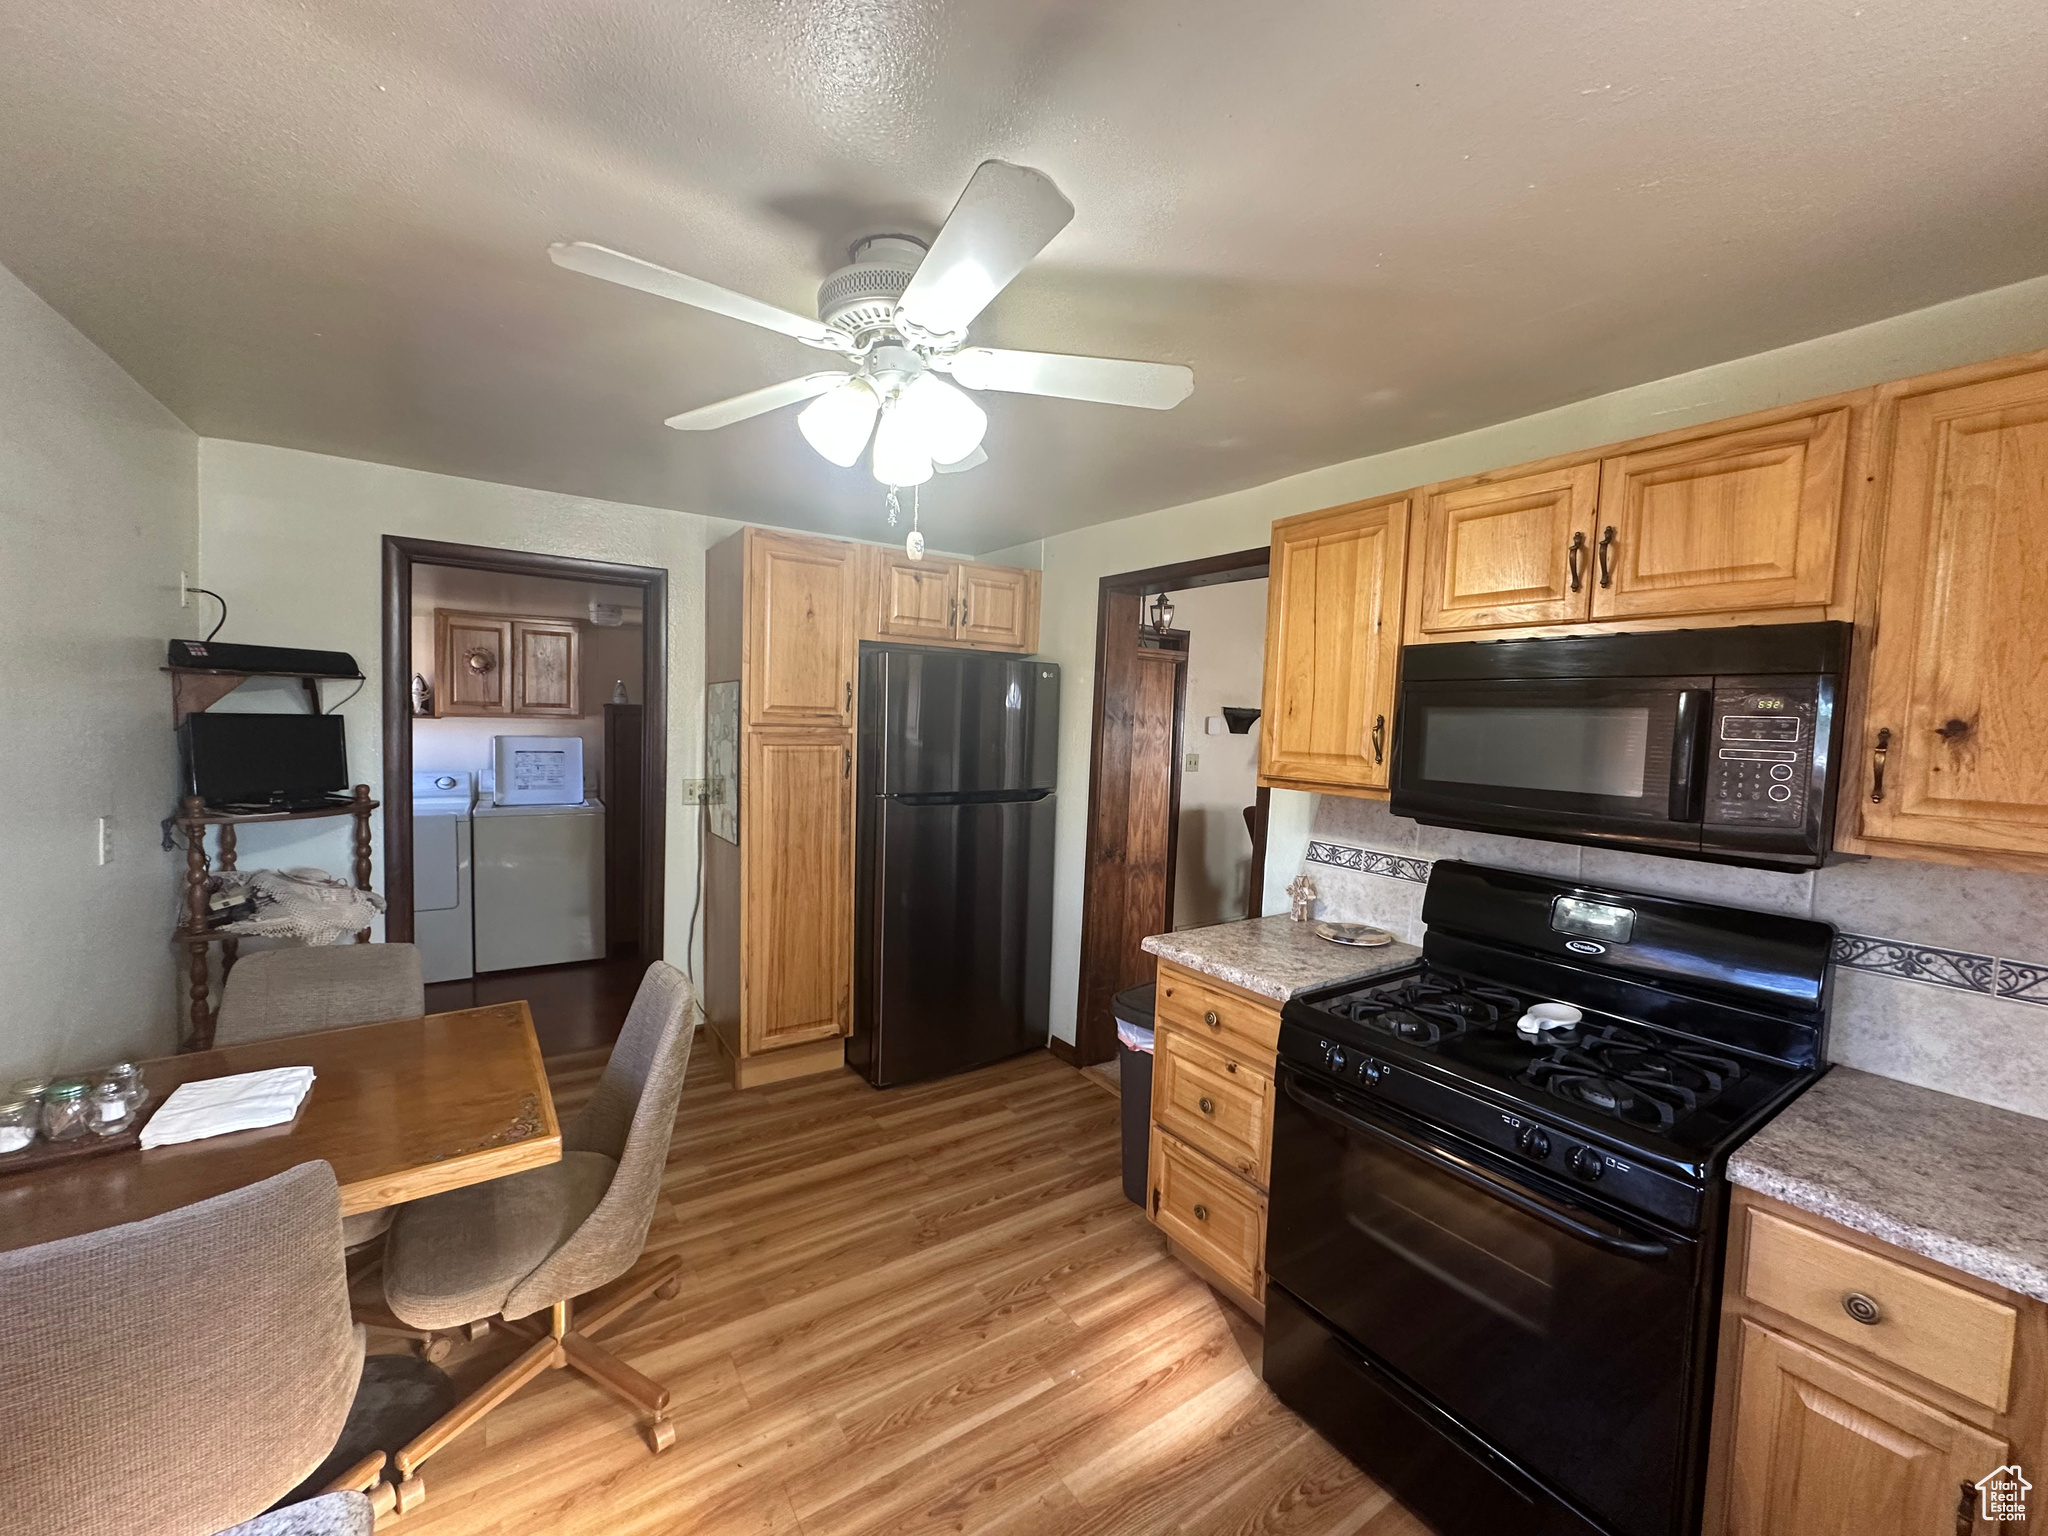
left=1305, top=841, right=1431, bottom=883
left=1999, top=958, right=2048, bottom=1008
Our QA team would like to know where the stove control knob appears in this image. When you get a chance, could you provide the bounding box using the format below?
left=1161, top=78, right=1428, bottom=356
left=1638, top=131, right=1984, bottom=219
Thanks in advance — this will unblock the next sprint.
left=1569, top=1146, right=1605, bottom=1181
left=1328, top=1046, right=1349, bottom=1075
left=1361, top=1058, right=1385, bottom=1085
left=1517, top=1126, right=1551, bottom=1160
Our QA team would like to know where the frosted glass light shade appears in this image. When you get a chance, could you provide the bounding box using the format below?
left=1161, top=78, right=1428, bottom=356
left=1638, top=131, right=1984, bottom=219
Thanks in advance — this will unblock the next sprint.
left=892, top=373, right=988, bottom=467
left=796, top=377, right=880, bottom=467
left=870, top=402, right=934, bottom=486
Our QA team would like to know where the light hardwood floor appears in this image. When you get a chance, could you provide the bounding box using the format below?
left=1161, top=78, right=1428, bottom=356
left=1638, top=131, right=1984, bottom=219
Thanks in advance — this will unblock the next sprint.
left=387, top=1039, right=1426, bottom=1536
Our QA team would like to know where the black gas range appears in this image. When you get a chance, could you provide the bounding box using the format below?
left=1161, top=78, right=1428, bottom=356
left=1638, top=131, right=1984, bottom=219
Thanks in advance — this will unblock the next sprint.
left=1262, top=861, right=1833, bottom=1536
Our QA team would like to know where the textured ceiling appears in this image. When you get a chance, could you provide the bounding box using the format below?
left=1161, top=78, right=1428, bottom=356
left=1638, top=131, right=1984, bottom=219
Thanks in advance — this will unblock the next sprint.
left=3, top=2, right=2046, bottom=553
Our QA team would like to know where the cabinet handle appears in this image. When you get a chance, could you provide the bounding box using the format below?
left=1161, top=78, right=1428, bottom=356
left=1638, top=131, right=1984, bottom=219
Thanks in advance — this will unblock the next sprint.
left=1203, top=1009, right=1220, bottom=1028
left=843, top=747, right=851, bottom=779
left=1957, top=1481, right=1979, bottom=1536
left=1870, top=728, right=1891, bottom=803
left=1199, top=1097, right=1215, bottom=1116
left=845, top=680, right=853, bottom=711
left=1597, top=525, right=1617, bottom=589
left=1567, top=531, right=1586, bottom=592
left=1192, top=1203, right=1209, bottom=1222
left=1371, top=714, right=1386, bottom=765
left=1842, top=1291, right=1883, bottom=1326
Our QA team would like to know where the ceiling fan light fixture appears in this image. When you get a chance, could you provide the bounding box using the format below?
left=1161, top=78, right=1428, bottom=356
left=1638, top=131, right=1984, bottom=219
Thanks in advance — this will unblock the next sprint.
left=870, top=402, right=934, bottom=486
left=797, top=376, right=879, bottom=467
left=892, top=373, right=988, bottom=467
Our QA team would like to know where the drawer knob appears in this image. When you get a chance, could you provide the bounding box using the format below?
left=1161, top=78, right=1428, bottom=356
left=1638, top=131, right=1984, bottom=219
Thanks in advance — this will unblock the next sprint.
left=1192, top=1203, right=1209, bottom=1222
left=1199, top=1097, right=1215, bottom=1116
left=1842, top=1292, right=1883, bottom=1326
left=1225, top=1061, right=1238, bottom=1074
left=1203, top=1010, right=1220, bottom=1028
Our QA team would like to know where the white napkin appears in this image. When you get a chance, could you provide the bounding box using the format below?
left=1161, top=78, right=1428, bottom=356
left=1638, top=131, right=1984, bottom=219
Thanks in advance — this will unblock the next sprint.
left=139, top=1066, right=316, bottom=1148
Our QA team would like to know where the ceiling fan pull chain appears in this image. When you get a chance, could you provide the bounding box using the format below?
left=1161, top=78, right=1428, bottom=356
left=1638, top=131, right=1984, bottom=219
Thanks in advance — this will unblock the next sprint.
left=885, top=485, right=900, bottom=527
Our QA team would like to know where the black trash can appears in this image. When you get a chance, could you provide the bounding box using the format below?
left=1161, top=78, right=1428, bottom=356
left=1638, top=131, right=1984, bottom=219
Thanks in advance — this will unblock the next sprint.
left=1112, top=983, right=1157, bottom=1208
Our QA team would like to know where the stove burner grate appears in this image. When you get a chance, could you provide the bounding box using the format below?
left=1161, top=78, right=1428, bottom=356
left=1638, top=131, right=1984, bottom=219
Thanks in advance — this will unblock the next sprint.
left=1519, top=1023, right=1743, bottom=1130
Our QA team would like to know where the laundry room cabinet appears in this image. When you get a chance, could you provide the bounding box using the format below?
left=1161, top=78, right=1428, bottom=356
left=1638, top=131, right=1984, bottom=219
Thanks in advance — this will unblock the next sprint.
left=432, top=609, right=584, bottom=718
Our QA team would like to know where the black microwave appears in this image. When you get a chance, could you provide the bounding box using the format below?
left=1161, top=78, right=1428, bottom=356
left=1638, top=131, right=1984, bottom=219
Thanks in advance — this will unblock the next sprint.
left=1389, top=622, right=1851, bottom=870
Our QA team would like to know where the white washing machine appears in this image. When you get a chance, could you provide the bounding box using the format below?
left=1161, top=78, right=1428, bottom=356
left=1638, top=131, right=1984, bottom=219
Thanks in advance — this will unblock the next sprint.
left=473, top=739, right=605, bottom=973
left=411, top=770, right=475, bottom=984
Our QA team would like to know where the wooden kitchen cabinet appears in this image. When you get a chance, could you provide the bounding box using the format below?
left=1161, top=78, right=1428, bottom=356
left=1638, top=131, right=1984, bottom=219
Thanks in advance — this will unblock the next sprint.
left=867, top=549, right=1040, bottom=651
left=1415, top=461, right=1599, bottom=634
left=741, top=729, right=853, bottom=1056
left=511, top=619, right=580, bottom=717
left=1704, top=1189, right=2042, bottom=1536
left=747, top=530, right=858, bottom=729
left=872, top=551, right=957, bottom=642
left=955, top=562, right=1038, bottom=650
left=1259, top=494, right=1409, bottom=794
left=1851, top=355, right=2048, bottom=867
left=1589, top=408, right=1853, bottom=621
left=434, top=612, right=513, bottom=715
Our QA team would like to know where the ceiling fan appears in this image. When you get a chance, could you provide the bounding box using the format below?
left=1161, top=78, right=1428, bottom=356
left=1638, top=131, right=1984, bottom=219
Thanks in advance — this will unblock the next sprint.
left=548, top=160, right=1194, bottom=488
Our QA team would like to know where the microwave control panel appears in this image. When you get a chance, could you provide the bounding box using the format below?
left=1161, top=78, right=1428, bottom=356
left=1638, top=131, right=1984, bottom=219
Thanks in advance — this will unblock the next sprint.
left=1704, top=680, right=1817, bottom=827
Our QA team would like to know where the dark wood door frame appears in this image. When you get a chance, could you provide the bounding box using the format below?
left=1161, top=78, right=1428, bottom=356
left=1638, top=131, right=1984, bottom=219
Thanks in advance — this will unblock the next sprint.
left=380, top=536, right=669, bottom=963
left=1070, top=545, right=1271, bottom=1068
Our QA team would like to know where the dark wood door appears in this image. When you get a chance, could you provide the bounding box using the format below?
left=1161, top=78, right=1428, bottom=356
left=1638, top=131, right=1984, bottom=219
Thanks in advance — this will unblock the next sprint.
left=1076, top=591, right=1188, bottom=1065
left=604, top=703, right=643, bottom=952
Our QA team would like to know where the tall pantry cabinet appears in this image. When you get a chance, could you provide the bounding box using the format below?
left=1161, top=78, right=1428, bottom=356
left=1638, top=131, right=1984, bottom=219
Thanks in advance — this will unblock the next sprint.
left=704, top=528, right=858, bottom=1088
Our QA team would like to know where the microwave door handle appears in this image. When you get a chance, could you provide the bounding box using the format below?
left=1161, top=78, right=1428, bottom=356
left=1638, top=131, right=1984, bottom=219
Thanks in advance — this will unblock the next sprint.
left=1669, top=689, right=1713, bottom=822
left=1282, top=1076, right=1671, bottom=1260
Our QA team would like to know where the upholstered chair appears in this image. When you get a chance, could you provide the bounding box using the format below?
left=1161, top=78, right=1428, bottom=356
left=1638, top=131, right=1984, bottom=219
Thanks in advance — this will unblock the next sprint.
left=379, top=962, right=696, bottom=1502
left=216, top=942, right=428, bottom=1249
left=0, top=1163, right=393, bottom=1536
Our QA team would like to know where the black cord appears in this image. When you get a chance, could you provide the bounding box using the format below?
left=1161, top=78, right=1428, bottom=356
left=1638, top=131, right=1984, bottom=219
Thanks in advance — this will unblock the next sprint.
left=323, top=678, right=366, bottom=714
left=188, top=587, right=228, bottom=642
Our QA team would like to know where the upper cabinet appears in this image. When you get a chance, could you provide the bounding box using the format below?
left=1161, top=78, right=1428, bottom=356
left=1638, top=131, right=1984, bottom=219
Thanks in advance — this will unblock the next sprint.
left=434, top=611, right=581, bottom=718
left=1852, top=358, right=2048, bottom=865
left=865, top=548, right=1040, bottom=652
left=747, top=531, right=858, bottom=729
left=1416, top=462, right=1599, bottom=634
left=1590, top=409, right=1852, bottom=620
left=1260, top=495, right=1409, bottom=793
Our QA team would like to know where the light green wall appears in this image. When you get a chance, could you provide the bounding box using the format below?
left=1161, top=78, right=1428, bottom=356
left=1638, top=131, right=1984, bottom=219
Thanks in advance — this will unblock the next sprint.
left=995, top=271, right=2048, bottom=1047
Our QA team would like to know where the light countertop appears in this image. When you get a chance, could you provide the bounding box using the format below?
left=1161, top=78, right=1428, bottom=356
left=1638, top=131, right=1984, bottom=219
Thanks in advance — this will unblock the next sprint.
left=1728, top=1066, right=2048, bottom=1303
left=1140, top=916, right=1421, bottom=1004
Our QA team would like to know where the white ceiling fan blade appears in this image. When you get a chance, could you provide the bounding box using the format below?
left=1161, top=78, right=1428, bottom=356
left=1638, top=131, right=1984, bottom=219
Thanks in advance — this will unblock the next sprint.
left=664, top=372, right=849, bottom=431
left=895, top=161, right=1074, bottom=336
left=550, top=241, right=849, bottom=351
left=942, top=348, right=1194, bottom=410
left=935, top=445, right=988, bottom=474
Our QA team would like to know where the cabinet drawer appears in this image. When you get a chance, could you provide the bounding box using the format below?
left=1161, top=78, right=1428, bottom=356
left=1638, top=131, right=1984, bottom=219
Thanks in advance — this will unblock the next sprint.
left=1154, top=1025, right=1274, bottom=1186
left=1155, top=964, right=1281, bottom=1058
left=1150, top=1125, right=1265, bottom=1299
left=1742, top=1208, right=2017, bottom=1411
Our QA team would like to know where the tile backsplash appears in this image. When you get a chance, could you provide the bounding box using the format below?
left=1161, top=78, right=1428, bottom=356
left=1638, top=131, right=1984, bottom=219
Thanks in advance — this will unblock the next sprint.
left=1296, top=795, right=2048, bottom=1121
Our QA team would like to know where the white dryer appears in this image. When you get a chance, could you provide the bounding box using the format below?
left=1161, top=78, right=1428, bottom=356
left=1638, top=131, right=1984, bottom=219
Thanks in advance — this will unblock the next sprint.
left=411, top=770, right=476, bottom=984
left=473, top=737, right=605, bottom=974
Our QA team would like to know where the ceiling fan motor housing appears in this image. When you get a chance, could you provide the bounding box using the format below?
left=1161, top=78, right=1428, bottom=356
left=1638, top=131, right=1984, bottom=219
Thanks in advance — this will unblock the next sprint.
left=818, top=235, right=927, bottom=337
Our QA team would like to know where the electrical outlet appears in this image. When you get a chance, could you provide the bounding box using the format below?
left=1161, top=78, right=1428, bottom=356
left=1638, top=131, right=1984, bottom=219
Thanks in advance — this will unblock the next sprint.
left=679, top=778, right=722, bottom=805
left=97, top=816, right=114, bottom=866
left=1184, top=752, right=1200, bottom=772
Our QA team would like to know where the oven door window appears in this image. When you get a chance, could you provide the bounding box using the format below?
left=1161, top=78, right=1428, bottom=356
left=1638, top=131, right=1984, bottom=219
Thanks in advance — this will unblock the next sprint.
left=1398, top=680, right=1696, bottom=823
left=1268, top=1070, right=1701, bottom=1536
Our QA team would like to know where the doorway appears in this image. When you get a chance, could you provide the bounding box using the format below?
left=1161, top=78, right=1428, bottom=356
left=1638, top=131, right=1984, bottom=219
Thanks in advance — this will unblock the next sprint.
left=1072, top=547, right=1270, bottom=1069
left=380, top=538, right=668, bottom=1054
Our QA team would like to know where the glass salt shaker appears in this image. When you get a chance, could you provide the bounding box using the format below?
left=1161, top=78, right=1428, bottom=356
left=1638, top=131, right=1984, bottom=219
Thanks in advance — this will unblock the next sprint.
left=90, top=1079, right=137, bottom=1136
left=104, top=1061, right=146, bottom=1110
left=41, top=1078, right=90, bottom=1142
left=0, top=1097, right=35, bottom=1155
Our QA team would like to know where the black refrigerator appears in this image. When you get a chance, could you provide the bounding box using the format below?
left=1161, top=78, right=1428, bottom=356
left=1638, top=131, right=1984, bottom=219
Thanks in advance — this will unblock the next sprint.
left=852, top=644, right=1059, bottom=1088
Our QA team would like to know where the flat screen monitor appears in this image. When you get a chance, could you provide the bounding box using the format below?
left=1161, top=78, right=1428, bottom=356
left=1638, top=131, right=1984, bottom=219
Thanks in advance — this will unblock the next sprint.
left=181, top=712, right=349, bottom=809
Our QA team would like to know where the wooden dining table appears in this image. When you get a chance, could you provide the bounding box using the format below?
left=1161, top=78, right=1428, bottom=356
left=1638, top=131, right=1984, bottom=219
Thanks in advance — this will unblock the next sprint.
left=0, top=1002, right=560, bottom=1253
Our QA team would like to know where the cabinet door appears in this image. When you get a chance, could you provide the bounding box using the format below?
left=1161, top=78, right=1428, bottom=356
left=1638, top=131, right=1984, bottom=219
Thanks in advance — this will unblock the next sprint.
left=1149, top=1124, right=1266, bottom=1302
left=956, top=563, right=1037, bottom=650
left=1858, top=366, right=2048, bottom=859
left=437, top=613, right=512, bottom=715
left=747, top=532, right=856, bottom=728
left=742, top=731, right=853, bottom=1054
left=1591, top=409, right=1851, bottom=620
left=1724, top=1321, right=2002, bottom=1536
left=1417, top=462, right=1599, bottom=633
left=1260, top=497, right=1408, bottom=791
left=874, top=553, right=958, bottom=642
left=511, top=620, right=580, bottom=717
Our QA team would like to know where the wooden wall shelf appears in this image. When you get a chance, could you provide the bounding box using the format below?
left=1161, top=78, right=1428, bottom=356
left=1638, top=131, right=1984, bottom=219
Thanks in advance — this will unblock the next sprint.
left=163, top=665, right=364, bottom=727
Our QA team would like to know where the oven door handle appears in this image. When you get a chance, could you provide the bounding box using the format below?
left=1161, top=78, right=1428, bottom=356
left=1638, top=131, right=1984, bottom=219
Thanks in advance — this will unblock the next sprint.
left=1282, top=1076, right=1672, bottom=1261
